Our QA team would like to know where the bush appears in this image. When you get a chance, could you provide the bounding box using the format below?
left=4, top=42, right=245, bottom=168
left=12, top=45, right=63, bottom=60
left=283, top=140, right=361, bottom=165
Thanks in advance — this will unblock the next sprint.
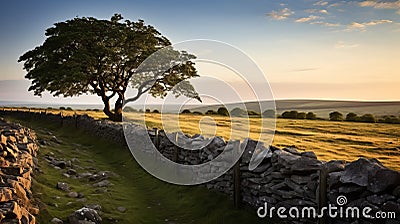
left=123, top=106, right=137, bottom=112
left=205, top=110, right=217, bottom=115
left=297, top=112, right=306, bottom=119
left=329, top=111, right=343, bottom=121
left=381, top=115, right=400, bottom=124
left=153, top=109, right=160, bottom=113
left=359, top=114, right=376, bottom=123
left=59, top=106, right=66, bottom=110
left=306, top=112, right=317, bottom=120
left=193, top=111, right=203, bottom=115
left=93, top=109, right=100, bottom=112
left=230, top=108, right=246, bottom=117
left=145, top=109, right=151, bottom=113
left=181, top=109, right=191, bottom=114
left=345, top=112, right=358, bottom=122
left=217, top=107, right=229, bottom=116
left=281, top=110, right=298, bottom=119
left=262, top=110, right=276, bottom=118
left=66, top=107, right=73, bottom=111
left=247, top=110, right=261, bottom=117
left=47, top=107, right=53, bottom=110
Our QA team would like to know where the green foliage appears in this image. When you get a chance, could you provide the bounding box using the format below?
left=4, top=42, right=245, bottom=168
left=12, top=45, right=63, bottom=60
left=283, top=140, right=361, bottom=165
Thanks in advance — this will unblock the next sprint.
left=359, top=114, right=376, bottom=123
left=306, top=112, right=317, bottom=120
left=18, top=14, right=200, bottom=121
left=230, top=108, right=246, bottom=117
left=66, top=107, right=73, bottom=111
left=47, top=107, right=53, bottom=110
left=381, top=115, right=400, bottom=124
left=262, top=110, right=276, bottom=118
left=205, top=110, right=217, bottom=115
left=152, top=109, right=160, bottom=113
left=297, top=112, right=306, bottom=119
left=217, top=107, right=229, bottom=116
left=247, top=110, right=261, bottom=118
left=281, top=110, right=298, bottom=119
left=329, top=111, right=343, bottom=121
left=345, top=112, right=358, bottom=121
left=123, top=106, right=137, bottom=112
left=193, top=111, right=203, bottom=115
left=59, top=107, right=66, bottom=110
left=145, top=109, right=151, bottom=113
left=181, top=109, right=191, bottom=114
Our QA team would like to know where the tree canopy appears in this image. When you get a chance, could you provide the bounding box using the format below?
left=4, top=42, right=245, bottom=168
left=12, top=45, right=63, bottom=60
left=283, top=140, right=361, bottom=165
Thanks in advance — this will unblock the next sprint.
left=18, top=14, right=200, bottom=121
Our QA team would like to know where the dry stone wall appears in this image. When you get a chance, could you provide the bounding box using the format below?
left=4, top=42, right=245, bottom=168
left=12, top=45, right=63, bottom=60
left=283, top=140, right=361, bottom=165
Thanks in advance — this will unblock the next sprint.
left=2, top=110, right=400, bottom=223
left=0, top=118, right=39, bottom=224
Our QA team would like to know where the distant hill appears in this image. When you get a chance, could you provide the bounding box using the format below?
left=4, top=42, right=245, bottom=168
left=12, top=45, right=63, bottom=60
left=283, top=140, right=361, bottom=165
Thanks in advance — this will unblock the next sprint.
left=186, top=99, right=400, bottom=118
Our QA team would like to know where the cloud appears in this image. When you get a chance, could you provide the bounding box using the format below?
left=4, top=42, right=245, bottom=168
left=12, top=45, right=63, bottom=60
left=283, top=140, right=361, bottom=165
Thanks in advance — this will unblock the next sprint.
left=314, top=1, right=329, bottom=6
left=359, top=0, right=400, bottom=9
left=305, top=9, right=329, bottom=13
left=347, top=19, right=393, bottom=31
left=397, top=9, right=400, bottom=14
left=335, top=41, right=359, bottom=48
left=329, top=3, right=341, bottom=7
left=266, top=8, right=294, bottom=20
left=295, top=15, right=321, bottom=23
left=311, top=21, right=341, bottom=27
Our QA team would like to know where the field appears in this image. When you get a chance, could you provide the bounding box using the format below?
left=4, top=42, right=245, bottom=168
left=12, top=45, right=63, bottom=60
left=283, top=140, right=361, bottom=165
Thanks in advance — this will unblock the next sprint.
left=126, top=112, right=400, bottom=171
left=3, top=107, right=400, bottom=170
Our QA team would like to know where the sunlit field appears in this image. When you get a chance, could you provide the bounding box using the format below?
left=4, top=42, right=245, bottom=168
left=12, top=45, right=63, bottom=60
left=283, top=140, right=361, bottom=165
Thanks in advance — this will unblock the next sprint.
left=3, top=108, right=400, bottom=170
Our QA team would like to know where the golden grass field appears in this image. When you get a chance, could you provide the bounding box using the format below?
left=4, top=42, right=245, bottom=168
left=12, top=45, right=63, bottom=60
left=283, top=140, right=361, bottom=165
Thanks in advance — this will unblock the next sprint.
left=4, top=107, right=400, bottom=170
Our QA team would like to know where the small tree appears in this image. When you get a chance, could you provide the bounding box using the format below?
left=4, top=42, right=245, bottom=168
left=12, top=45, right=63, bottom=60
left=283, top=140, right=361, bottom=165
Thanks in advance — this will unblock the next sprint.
left=230, top=108, right=246, bottom=117
left=247, top=110, right=261, bottom=117
left=359, top=114, right=376, bottom=123
left=262, top=109, right=276, bottom=118
left=205, top=110, right=217, bottom=115
left=297, top=112, right=306, bottom=119
left=217, top=107, right=229, bottom=116
left=180, top=109, right=191, bottom=114
left=282, top=110, right=298, bottom=119
left=329, top=111, right=343, bottom=121
left=306, top=112, right=317, bottom=120
left=345, top=112, right=358, bottom=122
left=153, top=109, right=160, bottom=113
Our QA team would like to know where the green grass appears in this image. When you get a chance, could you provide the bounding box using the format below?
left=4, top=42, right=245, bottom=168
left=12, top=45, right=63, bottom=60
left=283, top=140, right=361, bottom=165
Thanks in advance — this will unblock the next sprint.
left=6, top=116, right=265, bottom=224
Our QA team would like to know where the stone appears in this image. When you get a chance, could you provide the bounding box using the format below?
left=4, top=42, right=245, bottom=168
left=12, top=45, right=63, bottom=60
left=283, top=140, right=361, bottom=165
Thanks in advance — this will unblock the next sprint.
left=51, top=217, right=64, bottom=223
left=56, top=182, right=70, bottom=192
left=0, top=187, right=14, bottom=202
left=85, top=204, right=102, bottom=211
left=340, top=158, right=383, bottom=187
left=326, top=160, right=346, bottom=173
left=367, top=194, right=396, bottom=206
left=117, top=206, right=126, bottom=212
left=368, top=168, right=400, bottom=193
left=68, top=207, right=102, bottom=224
left=301, top=151, right=317, bottom=159
left=393, top=186, right=400, bottom=197
left=93, top=180, right=111, bottom=188
left=67, top=192, right=79, bottom=198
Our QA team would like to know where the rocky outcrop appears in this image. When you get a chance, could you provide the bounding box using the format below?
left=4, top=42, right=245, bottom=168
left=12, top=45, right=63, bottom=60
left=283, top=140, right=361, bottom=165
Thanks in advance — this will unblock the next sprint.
left=0, top=118, right=39, bottom=223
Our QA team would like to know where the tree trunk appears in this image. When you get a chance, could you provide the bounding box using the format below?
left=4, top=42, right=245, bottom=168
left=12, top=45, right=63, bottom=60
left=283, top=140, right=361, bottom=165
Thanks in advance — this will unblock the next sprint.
left=102, top=96, right=123, bottom=122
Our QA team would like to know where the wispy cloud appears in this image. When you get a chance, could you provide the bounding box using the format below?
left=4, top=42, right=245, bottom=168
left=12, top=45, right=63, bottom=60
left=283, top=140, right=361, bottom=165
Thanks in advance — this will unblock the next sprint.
left=335, top=41, right=359, bottom=48
left=311, top=21, right=341, bottom=27
left=347, top=19, right=393, bottom=31
left=266, top=8, right=294, bottom=20
left=295, top=15, right=321, bottom=23
left=314, top=1, right=329, bottom=6
left=289, top=67, right=319, bottom=72
left=359, top=0, right=400, bottom=9
left=305, top=9, right=329, bottom=14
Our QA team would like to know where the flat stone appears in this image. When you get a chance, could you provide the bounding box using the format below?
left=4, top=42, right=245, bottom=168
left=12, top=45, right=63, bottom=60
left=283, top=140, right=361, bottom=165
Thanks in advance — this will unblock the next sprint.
left=56, top=182, right=70, bottom=192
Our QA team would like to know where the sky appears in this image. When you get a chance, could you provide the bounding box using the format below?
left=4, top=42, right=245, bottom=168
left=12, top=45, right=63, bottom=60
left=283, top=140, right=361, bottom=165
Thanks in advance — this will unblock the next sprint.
left=0, top=0, right=399, bottom=105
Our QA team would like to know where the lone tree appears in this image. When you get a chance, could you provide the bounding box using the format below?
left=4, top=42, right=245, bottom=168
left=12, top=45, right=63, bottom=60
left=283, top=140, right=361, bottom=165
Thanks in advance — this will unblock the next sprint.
left=217, top=107, right=229, bottom=116
left=18, top=14, right=200, bottom=121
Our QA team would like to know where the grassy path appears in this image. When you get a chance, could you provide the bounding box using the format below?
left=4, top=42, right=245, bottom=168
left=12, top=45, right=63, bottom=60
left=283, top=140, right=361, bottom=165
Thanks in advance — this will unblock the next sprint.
left=7, top=117, right=264, bottom=224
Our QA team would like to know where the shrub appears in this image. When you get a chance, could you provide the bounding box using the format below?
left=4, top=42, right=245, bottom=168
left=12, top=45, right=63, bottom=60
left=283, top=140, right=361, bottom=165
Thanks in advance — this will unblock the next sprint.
left=145, top=109, right=151, bottom=113
left=205, top=110, right=217, bottom=115
left=329, top=111, right=343, bottom=121
left=306, top=112, right=317, bottom=120
left=382, top=115, right=400, bottom=124
left=262, top=110, right=276, bottom=118
left=181, top=109, right=191, bottom=114
left=230, top=108, right=246, bottom=117
left=297, top=112, right=306, bottom=119
left=281, top=110, right=298, bottom=119
left=345, top=112, right=358, bottom=121
left=59, top=106, right=66, bottom=110
left=247, top=110, right=261, bottom=117
left=359, top=114, right=376, bottom=123
left=217, top=107, right=229, bottom=116
left=66, top=107, right=73, bottom=111
left=193, top=111, right=203, bottom=115
left=47, top=107, right=53, bottom=110
left=123, top=106, right=137, bottom=112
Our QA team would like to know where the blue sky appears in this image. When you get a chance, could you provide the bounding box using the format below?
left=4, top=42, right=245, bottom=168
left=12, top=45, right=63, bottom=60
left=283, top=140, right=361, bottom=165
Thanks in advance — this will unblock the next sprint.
left=0, top=0, right=399, bottom=103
